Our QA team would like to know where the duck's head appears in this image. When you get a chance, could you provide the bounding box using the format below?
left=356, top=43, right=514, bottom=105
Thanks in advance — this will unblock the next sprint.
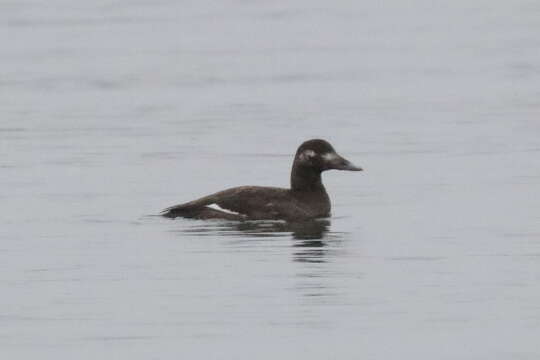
left=294, top=139, right=363, bottom=172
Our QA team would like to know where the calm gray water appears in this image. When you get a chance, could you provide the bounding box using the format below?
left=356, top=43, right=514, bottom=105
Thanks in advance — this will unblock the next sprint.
left=2, top=1, right=540, bottom=358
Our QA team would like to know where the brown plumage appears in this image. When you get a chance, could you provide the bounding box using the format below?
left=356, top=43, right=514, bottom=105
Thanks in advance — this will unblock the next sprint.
left=162, top=139, right=362, bottom=221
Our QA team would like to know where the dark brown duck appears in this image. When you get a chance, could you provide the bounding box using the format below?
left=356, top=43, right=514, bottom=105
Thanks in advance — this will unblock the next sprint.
left=162, top=139, right=362, bottom=221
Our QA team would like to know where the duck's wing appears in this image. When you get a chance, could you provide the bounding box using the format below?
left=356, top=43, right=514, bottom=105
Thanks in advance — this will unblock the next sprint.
left=161, top=187, right=246, bottom=220
left=162, top=186, right=307, bottom=220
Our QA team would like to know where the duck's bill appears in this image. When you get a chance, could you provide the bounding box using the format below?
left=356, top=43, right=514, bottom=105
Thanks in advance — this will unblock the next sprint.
left=330, top=154, right=363, bottom=171
left=338, top=159, right=363, bottom=171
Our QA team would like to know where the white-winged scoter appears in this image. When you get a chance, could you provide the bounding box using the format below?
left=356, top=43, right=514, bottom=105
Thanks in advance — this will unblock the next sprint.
left=162, top=139, right=362, bottom=221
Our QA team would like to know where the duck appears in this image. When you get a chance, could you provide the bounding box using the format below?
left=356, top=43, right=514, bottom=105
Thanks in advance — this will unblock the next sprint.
left=162, top=139, right=362, bottom=221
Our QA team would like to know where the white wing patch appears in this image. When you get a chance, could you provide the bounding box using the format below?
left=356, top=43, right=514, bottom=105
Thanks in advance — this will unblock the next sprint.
left=207, top=203, right=242, bottom=216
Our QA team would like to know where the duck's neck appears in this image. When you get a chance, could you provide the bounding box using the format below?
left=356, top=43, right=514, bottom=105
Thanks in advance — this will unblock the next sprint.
left=290, top=164, right=326, bottom=193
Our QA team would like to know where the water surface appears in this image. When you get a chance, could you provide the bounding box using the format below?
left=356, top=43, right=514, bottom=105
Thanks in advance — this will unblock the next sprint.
left=2, top=0, right=540, bottom=359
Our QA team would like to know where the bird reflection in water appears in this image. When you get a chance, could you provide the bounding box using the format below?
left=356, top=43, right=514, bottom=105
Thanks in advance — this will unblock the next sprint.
left=172, top=218, right=346, bottom=303
left=176, top=219, right=336, bottom=263
left=234, top=219, right=330, bottom=240
left=235, top=219, right=331, bottom=263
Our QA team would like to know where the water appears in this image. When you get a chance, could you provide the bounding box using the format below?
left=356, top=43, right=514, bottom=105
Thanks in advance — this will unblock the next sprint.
left=2, top=0, right=540, bottom=358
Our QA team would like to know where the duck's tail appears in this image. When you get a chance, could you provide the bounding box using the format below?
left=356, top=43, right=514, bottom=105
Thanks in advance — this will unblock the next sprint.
left=161, top=204, right=195, bottom=218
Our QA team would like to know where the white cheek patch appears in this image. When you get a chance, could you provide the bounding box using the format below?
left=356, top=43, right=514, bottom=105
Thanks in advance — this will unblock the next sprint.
left=322, top=152, right=339, bottom=162
left=299, top=149, right=316, bottom=161
left=207, top=203, right=242, bottom=216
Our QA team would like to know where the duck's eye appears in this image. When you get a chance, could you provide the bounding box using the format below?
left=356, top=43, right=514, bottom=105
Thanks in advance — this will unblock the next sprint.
left=299, top=149, right=316, bottom=161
